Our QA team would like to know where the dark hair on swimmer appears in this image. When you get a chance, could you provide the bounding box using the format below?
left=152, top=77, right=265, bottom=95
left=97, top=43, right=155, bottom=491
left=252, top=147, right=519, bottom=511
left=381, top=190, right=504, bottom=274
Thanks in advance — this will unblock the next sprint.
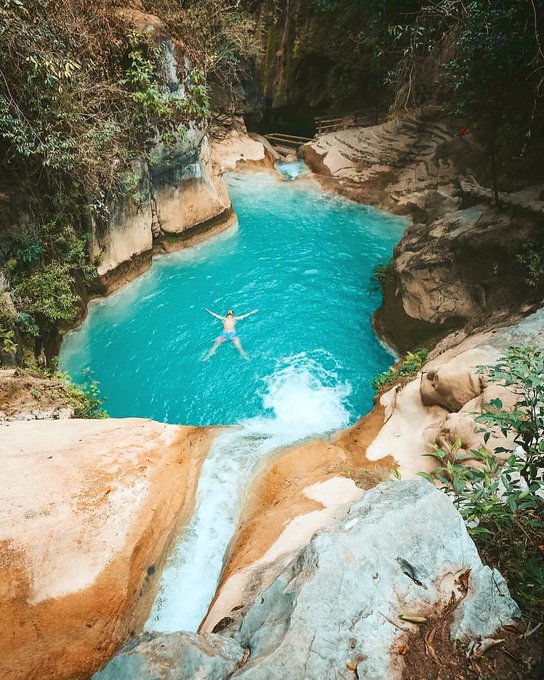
left=227, top=310, right=234, bottom=316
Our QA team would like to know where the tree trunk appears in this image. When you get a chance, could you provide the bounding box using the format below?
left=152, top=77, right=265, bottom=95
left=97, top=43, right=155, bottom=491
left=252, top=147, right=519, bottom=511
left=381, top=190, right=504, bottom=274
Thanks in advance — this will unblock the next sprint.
left=489, top=115, right=501, bottom=206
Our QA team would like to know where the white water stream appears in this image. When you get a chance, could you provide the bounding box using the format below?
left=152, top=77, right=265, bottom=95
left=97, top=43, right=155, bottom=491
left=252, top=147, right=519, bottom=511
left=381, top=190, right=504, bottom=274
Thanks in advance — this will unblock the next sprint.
left=145, top=353, right=351, bottom=632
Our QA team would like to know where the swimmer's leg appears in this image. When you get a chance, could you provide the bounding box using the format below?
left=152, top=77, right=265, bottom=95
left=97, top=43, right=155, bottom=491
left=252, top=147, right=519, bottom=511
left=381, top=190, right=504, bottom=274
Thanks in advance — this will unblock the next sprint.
left=232, top=337, right=250, bottom=361
left=203, top=338, right=223, bottom=361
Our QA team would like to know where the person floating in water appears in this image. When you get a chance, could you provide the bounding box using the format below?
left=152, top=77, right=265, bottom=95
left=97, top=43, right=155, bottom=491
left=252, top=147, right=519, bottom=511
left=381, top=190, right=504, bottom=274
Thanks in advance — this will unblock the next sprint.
left=203, top=308, right=258, bottom=361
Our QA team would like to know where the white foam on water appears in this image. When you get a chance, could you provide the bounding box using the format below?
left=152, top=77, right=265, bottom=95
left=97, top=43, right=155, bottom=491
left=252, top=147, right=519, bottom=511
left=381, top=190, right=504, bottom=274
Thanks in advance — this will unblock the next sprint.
left=275, top=159, right=310, bottom=181
left=145, top=351, right=351, bottom=632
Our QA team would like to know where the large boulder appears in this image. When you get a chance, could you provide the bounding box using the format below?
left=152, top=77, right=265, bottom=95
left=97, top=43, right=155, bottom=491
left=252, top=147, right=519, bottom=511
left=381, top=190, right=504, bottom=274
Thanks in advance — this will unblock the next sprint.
left=357, top=308, right=544, bottom=476
left=93, top=632, right=245, bottom=680
left=225, top=479, right=519, bottom=680
left=0, top=418, right=216, bottom=680
left=374, top=203, right=544, bottom=353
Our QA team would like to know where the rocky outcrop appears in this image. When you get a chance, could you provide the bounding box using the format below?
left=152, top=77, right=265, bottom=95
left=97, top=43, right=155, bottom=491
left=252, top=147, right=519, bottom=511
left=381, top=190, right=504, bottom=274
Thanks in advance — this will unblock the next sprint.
left=301, top=110, right=484, bottom=216
left=0, top=418, right=217, bottom=680
left=93, top=631, right=245, bottom=680
left=202, top=435, right=393, bottom=634
left=374, top=198, right=544, bottom=352
left=97, top=480, right=519, bottom=680
left=350, top=307, right=544, bottom=476
left=211, top=131, right=277, bottom=173
left=302, top=113, right=544, bottom=352
left=91, top=132, right=236, bottom=295
left=227, top=479, right=519, bottom=680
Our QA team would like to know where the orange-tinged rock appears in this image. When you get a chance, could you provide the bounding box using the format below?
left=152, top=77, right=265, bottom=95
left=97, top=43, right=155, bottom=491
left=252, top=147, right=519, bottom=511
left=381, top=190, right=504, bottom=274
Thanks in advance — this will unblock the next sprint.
left=0, top=418, right=217, bottom=680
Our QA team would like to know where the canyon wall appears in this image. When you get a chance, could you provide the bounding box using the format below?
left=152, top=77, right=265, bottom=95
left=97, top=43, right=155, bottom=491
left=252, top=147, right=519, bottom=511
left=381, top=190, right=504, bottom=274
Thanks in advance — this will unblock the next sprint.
left=91, top=133, right=235, bottom=293
left=301, top=114, right=544, bottom=352
left=244, top=0, right=385, bottom=132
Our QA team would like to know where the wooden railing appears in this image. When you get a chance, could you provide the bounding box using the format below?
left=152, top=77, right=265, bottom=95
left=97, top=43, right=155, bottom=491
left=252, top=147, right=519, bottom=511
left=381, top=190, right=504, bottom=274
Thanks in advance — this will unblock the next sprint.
left=264, top=133, right=313, bottom=150
left=315, top=111, right=383, bottom=134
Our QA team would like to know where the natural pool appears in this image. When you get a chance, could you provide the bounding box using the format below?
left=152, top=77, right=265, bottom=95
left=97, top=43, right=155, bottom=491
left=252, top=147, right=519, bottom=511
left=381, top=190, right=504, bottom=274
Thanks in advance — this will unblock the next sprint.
left=60, top=169, right=407, bottom=632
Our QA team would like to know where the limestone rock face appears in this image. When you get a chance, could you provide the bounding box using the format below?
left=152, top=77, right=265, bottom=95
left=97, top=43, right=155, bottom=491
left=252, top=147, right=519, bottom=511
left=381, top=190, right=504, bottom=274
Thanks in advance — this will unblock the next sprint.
left=225, top=480, right=519, bottom=680
left=348, top=308, right=544, bottom=476
left=301, top=112, right=479, bottom=215
left=91, top=133, right=234, bottom=292
left=420, top=353, right=485, bottom=412
left=211, top=131, right=274, bottom=173
left=0, top=418, right=216, bottom=680
left=152, top=137, right=232, bottom=240
left=93, top=632, right=244, bottom=680
left=374, top=202, right=544, bottom=353
left=89, top=7, right=235, bottom=292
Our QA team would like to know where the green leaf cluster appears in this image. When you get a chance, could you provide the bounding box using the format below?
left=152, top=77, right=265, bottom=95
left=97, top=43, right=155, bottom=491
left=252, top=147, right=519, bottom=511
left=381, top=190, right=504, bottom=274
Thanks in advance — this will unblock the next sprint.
left=371, top=347, right=429, bottom=391
left=420, top=345, right=544, bottom=610
left=58, top=368, right=107, bottom=419
left=516, top=242, right=544, bottom=290
left=0, top=304, right=17, bottom=354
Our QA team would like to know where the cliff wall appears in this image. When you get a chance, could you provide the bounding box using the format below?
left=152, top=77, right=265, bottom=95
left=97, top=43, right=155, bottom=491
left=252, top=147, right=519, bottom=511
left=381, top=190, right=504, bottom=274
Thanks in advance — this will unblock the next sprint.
left=91, top=133, right=235, bottom=294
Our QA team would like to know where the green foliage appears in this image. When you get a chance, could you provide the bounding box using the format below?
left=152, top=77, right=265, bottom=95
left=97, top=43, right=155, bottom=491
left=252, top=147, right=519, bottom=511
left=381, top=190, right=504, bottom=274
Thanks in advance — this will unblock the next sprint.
left=420, top=345, right=544, bottom=609
left=516, top=242, right=544, bottom=289
left=122, top=30, right=210, bottom=136
left=59, top=368, right=107, bottom=419
left=14, top=261, right=79, bottom=324
left=369, top=261, right=391, bottom=291
left=0, top=305, right=17, bottom=354
left=15, top=311, right=39, bottom=337
left=0, top=234, right=43, bottom=271
left=1, top=223, right=97, bottom=337
left=477, top=345, right=544, bottom=484
left=371, top=347, right=429, bottom=391
left=313, top=0, right=337, bottom=13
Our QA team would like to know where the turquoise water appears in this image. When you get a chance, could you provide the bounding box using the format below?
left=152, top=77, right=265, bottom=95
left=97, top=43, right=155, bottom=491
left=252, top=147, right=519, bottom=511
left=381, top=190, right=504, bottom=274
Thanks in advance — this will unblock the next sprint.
left=62, top=169, right=407, bottom=633
left=61, top=171, right=406, bottom=427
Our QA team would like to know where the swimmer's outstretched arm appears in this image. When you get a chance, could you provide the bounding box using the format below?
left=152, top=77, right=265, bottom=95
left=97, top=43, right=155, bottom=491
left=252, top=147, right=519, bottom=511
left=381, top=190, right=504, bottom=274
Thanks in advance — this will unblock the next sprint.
left=236, top=309, right=259, bottom=320
left=205, top=308, right=224, bottom=320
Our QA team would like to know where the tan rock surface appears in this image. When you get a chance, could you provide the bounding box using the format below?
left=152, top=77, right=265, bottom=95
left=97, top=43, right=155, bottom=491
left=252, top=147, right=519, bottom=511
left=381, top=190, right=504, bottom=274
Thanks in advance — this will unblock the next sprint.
left=202, top=422, right=395, bottom=633
left=0, top=418, right=217, bottom=680
left=156, top=138, right=232, bottom=238
left=301, top=110, right=480, bottom=214
left=374, top=203, right=544, bottom=352
left=204, top=310, right=544, bottom=637
left=211, top=131, right=271, bottom=173
left=92, top=138, right=235, bottom=292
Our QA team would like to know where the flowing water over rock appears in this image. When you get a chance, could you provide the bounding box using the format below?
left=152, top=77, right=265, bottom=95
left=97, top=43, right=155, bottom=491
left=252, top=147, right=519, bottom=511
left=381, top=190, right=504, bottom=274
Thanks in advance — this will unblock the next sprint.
left=60, top=170, right=407, bottom=631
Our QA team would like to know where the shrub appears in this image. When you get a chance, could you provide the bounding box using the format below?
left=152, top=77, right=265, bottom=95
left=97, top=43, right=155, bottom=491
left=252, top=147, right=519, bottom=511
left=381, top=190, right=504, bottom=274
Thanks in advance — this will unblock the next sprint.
left=368, top=261, right=391, bottom=293
left=0, top=234, right=43, bottom=271
left=516, top=241, right=544, bottom=289
left=14, top=261, right=79, bottom=325
left=420, top=345, right=544, bottom=610
left=0, top=305, right=17, bottom=355
left=371, top=347, right=429, bottom=392
left=58, top=368, right=107, bottom=419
